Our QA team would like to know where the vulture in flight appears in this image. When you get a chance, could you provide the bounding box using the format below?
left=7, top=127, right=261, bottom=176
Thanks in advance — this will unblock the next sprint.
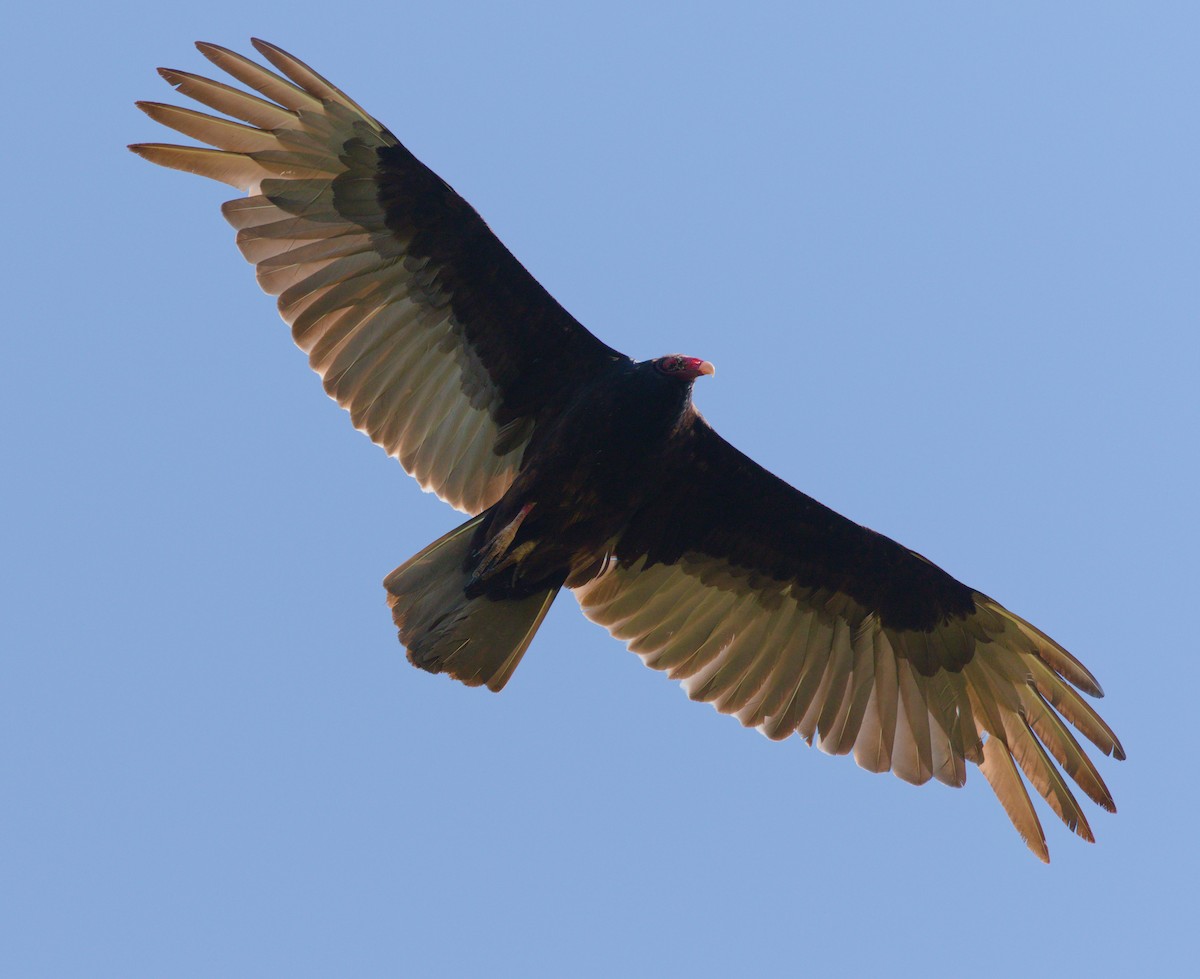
left=131, top=39, right=1124, bottom=861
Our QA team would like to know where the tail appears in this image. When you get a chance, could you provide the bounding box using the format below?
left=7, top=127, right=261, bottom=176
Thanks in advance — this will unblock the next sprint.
left=383, top=515, right=560, bottom=692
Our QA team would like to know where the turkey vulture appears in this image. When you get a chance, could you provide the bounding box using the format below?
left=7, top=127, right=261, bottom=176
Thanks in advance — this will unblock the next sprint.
left=131, top=39, right=1123, bottom=861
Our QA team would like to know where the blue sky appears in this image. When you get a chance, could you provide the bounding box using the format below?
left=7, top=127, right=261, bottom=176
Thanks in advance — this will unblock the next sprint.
left=4, top=2, right=1197, bottom=975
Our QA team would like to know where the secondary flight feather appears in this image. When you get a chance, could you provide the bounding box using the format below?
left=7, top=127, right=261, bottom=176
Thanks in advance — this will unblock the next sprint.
left=131, top=39, right=1123, bottom=861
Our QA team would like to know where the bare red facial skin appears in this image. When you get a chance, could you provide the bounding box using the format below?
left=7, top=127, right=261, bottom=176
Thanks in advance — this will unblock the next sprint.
left=655, top=355, right=716, bottom=380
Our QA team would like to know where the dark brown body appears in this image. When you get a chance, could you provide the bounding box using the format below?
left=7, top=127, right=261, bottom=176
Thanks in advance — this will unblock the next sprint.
left=470, top=360, right=697, bottom=599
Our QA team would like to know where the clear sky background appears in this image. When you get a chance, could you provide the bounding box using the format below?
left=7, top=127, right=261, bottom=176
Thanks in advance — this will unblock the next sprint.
left=4, top=2, right=1197, bottom=975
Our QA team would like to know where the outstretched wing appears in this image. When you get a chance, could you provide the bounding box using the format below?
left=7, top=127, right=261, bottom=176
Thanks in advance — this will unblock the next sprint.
left=131, top=39, right=626, bottom=514
left=574, top=417, right=1124, bottom=861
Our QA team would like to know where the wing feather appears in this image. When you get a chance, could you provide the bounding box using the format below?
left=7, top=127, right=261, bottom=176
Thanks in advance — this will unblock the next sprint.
left=763, top=616, right=834, bottom=742
left=893, top=658, right=935, bottom=785
left=854, top=627, right=900, bottom=774
left=720, top=606, right=797, bottom=717
left=817, top=619, right=877, bottom=757
left=979, top=733, right=1049, bottom=863
left=734, top=605, right=806, bottom=727
left=154, top=68, right=296, bottom=129
left=813, top=618, right=856, bottom=751
left=711, top=625, right=777, bottom=708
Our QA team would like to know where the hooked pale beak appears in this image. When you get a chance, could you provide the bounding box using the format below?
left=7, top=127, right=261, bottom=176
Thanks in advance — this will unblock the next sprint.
left=679, top=357, right=715, bottom=379
left=657, top=355, right=716, bottom=380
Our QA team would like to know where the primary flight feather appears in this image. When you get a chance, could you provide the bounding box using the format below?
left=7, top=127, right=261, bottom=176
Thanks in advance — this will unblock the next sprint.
left=131, top=39, right=1123, bottom=861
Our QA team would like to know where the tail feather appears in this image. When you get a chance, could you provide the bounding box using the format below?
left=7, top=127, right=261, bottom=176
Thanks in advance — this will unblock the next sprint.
left=384, top=515, right=559, bottom=691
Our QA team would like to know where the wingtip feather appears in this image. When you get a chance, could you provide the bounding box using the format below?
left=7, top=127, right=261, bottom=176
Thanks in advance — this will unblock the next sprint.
left=980, top=734, right=1051, bottom=863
